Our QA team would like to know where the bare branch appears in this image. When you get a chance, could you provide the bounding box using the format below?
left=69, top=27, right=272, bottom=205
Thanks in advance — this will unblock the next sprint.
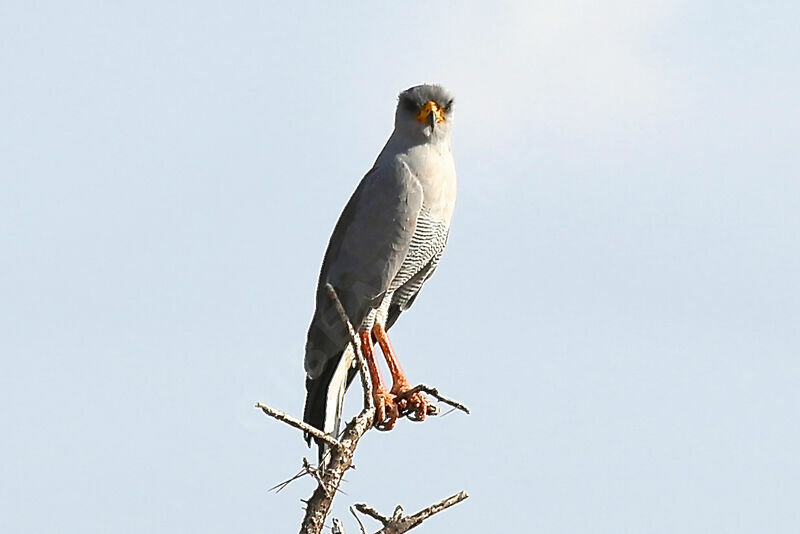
left=257, top=285, right=468, bottom=534
left=398, top=385, right=470, bottom=415
left=354, top=491, right=469, bottom=534
left=255, top=402, right=343, bottom=450
left=298, top=286, right=376, bottom=534
left=352, top=503, right=390, bottom=525
left=390, top=491, right=469, bottom=532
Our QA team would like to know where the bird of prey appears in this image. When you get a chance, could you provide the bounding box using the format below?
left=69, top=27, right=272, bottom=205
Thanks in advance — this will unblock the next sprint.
left=303, top=84, right=457, bottom=455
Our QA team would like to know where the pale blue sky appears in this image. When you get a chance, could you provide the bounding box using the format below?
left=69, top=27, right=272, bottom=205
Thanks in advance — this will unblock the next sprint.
left=2, top=2, right=798, bottom=533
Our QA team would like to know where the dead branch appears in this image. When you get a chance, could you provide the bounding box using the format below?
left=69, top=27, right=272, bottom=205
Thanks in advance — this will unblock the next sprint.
left=255, top=284, right=469, bottom=534
left=255, top=402, right=343, bottom=450
left=353, top=491, right=469, bottom=534
left=352, top=502, right=391, bottom=525
left=299, top=284, right=375, bottom=534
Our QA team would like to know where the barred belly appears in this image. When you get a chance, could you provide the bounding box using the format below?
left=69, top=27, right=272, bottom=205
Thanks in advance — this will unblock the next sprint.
left=359, top=210, right=449, bottom=331
left=390, top=210, right=449, bottom=307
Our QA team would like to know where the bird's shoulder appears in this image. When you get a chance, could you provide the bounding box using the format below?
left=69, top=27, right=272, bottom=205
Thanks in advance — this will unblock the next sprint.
left=357, top=156, right=423, bottom=202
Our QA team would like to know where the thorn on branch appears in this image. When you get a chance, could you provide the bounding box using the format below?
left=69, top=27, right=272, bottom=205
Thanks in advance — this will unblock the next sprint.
left=269, top=465, right=308, bottom=493
left=302, top=458, right=331, bottom=497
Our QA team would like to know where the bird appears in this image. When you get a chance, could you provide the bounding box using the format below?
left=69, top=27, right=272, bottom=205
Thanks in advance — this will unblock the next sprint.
left=302, top=84, right=457, bottom=459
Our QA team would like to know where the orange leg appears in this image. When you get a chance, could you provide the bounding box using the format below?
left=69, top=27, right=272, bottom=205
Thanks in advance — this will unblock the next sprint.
left=372, top=322, right=429, bottom=421
left=359, top=330, right=397, bottom=429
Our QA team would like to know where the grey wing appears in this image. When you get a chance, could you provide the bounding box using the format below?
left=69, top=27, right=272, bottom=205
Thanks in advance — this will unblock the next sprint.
left=304, top=160, right=423, bottom=378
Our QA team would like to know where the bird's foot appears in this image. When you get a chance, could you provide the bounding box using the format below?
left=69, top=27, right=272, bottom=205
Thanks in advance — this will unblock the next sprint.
left=373, top=387, right=399, bottom=431
left=393, top=382, right=435, bottom=422
left=373, top=382, right=438, bottom=430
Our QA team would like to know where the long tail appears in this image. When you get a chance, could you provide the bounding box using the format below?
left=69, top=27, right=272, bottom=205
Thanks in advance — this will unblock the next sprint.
left=303, top=345, right=355, bottom=464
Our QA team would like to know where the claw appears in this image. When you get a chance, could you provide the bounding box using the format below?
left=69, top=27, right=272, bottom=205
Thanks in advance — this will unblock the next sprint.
left=374, top=390, right=386, bottom=424
left=373, top=387, right=399, bottom=431
left=393, top=383, right=429, bottom=422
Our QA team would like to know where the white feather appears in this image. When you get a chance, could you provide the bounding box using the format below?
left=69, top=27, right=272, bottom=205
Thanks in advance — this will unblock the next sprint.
left=323, top=344, right=355, bottom=437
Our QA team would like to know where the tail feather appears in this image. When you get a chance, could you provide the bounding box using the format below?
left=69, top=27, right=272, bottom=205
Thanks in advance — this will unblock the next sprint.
left=303, top=346, right=356, bottom=464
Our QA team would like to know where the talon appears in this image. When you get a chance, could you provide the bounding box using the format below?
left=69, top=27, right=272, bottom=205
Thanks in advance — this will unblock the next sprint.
left=395, top=395, right=409, bottom=414
left=408, top=391, right=428, bottom=421
left=378, top=414, right=397, bottom=431
left=374, top=391, right=386, bottom=425
left=393, top=386, right=428, bottom=422
left=373, top=388, right=399, bottom=431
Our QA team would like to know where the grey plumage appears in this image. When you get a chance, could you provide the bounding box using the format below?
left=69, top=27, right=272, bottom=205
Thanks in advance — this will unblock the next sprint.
left=303, top=84, right=457, bottom=458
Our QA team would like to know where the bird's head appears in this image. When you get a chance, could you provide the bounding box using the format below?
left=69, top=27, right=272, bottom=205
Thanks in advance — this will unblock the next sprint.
left=394, top=84, right=454, bottom=141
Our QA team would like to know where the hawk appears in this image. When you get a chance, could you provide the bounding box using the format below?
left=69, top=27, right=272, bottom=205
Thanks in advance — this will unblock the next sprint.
left=303, top=84, right=457, bottom=457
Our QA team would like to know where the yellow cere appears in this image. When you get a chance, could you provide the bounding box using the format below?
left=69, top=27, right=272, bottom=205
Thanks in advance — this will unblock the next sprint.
left=415, top=101, right=445, bottom=124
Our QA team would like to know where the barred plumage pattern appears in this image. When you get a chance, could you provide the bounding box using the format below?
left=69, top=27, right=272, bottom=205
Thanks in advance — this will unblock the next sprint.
left=389, top=209, right=450, bottom=311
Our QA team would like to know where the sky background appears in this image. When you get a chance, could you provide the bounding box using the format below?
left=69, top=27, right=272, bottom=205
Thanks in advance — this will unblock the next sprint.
left=2, top=1, right=799, bottom=532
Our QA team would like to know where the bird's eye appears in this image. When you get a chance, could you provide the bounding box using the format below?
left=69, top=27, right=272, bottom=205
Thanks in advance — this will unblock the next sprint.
left=443, top=99, right=454, bottom=112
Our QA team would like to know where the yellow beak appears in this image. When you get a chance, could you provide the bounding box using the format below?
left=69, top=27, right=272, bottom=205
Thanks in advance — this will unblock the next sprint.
left=415, top=101, right=445, bottom=124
